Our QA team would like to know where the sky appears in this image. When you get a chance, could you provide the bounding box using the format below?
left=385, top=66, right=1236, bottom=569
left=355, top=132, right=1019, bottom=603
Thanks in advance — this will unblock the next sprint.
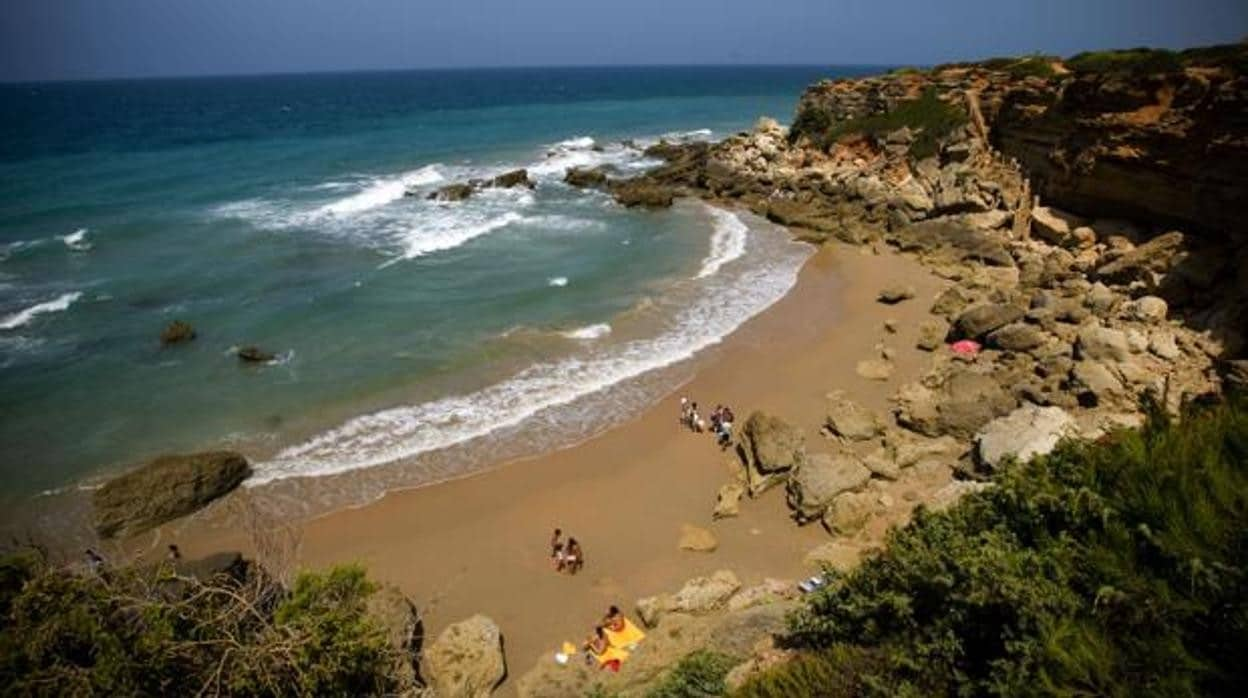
left=1, top=0, right=1246, bottom=82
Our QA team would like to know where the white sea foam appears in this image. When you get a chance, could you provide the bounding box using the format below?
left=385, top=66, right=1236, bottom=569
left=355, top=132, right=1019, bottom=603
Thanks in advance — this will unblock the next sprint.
left=696, top=207, right=748, bottom=279
left=317, top=165, right=444, bottom=217
left=1, top=292, right=83, bottom=331
left=548, top=276, right=569, bottom=287
left=553, top=136, right=596, bottom=150
left=249, top=216, right=810, bottom=485
left=394, top=210, right=528, bottom=262
left=60, top=228, right=92, bottom=252
left=560, top=323, right=612, bottom=340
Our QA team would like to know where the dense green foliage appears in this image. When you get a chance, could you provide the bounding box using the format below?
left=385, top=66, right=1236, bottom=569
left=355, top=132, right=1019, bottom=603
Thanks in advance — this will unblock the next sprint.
left=754, top=396, right=1248, bottom=696
left=0, top=558, right=401, bottom=696
left=646, top=650, right=740, bottom=698
left=792, top=87, right=968, bottom=159
left=1066, top=47, right=1184, bottom=75
left=735, top=646, right=883, bottom=698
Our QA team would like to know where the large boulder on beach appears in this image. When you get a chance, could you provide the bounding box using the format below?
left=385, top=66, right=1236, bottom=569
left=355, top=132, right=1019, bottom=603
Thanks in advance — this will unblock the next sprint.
left=365, top=586, right=423, bottom=694
left=896, top=369, right=1018, bottom=439
left=1095, top=231, right=1186, bottom=285
left=786, top=452, right=872, bottom=522
left=422, top=615, right=506, bottom=698
left=953, top=303, right=1025, bottom=340
left=975, top=405, right=1077, bottom=472
left=738, top=412, right=805, bottom=495
left=824, top=391, right=882, bottom=441
left=160, top=319, right=196, bottom=346
left=94, top=451, right=251, bottom=538
left=678, top=523, right=719, bottom=552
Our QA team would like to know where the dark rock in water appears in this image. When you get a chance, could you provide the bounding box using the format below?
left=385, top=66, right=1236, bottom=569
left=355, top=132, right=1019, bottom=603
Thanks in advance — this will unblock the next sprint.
left=488, top=168, right=534, bottom=189
left=160, top=319, right=196, bottom=346
left=94, top=451, right=251, bottom=539
left=564, top=166, right=609, bottom=189
left=427, top=183, right=475, bottom=202
left=611, top=181, right=675, bottom=208
left=236, top=346, right=276, bottom=363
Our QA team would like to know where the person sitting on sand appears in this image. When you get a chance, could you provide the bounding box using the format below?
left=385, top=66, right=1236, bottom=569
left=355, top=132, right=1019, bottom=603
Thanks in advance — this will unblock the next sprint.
left=564, top=538, right=584, bottom=574
left=602, top=605, right=626, bottom=632
left=584, top=627, right=609, bottom=662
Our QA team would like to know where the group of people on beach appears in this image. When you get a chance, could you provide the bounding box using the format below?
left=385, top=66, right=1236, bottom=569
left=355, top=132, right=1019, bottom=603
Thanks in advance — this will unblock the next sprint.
left=549, top=528, right=584, bottom=574
left=680, top=396, right=735, bottom=448
left=580, top=605, right=646, bottom=672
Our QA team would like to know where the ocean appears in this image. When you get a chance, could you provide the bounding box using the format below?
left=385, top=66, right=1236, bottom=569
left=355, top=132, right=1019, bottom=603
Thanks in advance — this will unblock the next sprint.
left=0, top=65, right=880, bottom=516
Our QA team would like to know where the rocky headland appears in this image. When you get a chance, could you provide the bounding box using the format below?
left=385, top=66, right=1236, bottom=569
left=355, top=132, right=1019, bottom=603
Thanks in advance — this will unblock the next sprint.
left=506, top=44, right=1248, bottom=695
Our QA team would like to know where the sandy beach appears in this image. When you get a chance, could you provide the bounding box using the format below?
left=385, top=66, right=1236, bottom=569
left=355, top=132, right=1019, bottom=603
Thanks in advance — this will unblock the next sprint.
left=155, top=235, right=945, bottom=693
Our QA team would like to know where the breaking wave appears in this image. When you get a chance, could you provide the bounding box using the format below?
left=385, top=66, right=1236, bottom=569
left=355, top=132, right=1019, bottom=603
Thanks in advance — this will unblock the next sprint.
left=696, top=207, right=748, bottom=278
left=1, top=292, right=83, bottom=331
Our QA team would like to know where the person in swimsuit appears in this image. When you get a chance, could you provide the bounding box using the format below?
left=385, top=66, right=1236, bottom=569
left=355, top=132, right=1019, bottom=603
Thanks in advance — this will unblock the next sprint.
left=602, top=605, right=626, bottom=632
left=564, top=538, right=584, bottom=574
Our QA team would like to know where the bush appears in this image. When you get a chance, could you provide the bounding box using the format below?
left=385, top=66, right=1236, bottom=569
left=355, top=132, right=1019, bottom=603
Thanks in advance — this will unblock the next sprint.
left=0, top=558, right=402, bottom=696
left=646, top=650, right=739, bottom=698
left=772, top=396, right=1248, bottom=696
left=1066, top=48, right=1184, bottom=75
left=792, top=88, right=968, bottom=159
left=734, top=645, right=885, bottom=698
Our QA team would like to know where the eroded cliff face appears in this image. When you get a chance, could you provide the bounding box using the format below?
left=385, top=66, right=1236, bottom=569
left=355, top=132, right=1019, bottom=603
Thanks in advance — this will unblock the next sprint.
left=993, top=68, right=1248, bottom=241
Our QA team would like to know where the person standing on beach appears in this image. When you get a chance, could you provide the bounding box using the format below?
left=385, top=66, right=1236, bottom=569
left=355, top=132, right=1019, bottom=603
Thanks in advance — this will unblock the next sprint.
left=679, top=396, right=691, bottom=428
left=551, top=528, right=564, bottom=570
left=565, top=538, right=584, bottom=574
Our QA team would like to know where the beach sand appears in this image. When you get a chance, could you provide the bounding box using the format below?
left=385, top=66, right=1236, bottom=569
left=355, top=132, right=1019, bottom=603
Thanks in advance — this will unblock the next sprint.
left=165, top=238, right=946, bottom=694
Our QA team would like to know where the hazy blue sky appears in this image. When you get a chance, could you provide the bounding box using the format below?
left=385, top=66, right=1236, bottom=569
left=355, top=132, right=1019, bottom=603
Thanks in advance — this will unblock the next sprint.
left=2, top=0, right=1245, bottom=81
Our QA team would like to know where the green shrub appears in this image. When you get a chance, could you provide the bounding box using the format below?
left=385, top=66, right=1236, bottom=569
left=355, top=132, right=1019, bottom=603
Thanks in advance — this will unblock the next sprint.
left=646, top=650, right=739, bottom=698
left=791, top=88, right=967, bottom=160
left=772, top=396, right=1248, bottom=696
left=734, top=645, right=885, bottom=698
left=0, top=558, right=401, bottom=696
left=1066, top=47, right=1184, bottom=75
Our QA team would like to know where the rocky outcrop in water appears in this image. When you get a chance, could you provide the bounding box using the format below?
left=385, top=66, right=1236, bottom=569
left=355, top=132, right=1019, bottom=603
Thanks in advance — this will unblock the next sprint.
left=94, top=451, right=251, bottom=538
left=160, top=319, right=196, bottom=346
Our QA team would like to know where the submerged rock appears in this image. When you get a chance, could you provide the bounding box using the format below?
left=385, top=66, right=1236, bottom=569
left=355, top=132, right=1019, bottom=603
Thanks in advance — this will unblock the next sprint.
left=488, top=168, right=534, bottom=189
left=563, top=166, right=609, bottom=189
left=427, top=182, right=475, bottom=202
left=160, top=319, right=196, bottom=346
left=236, top=346, right=275, bottom=363
left=422, top=615, right=506, bottom=698
left=94, top=451, right=251, bottom=538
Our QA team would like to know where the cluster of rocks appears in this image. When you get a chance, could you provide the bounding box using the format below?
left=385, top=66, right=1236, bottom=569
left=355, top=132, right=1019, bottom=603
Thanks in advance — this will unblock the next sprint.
left=517, top=570, right=798, bottom=697
left=589, top=56, right=1243, bottom=572
left=422, top=168, right=535, bottom=202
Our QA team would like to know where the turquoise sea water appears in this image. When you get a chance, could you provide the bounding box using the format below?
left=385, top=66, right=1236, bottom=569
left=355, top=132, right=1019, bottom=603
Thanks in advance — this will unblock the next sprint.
left=0, top=66, right=880, bottom=502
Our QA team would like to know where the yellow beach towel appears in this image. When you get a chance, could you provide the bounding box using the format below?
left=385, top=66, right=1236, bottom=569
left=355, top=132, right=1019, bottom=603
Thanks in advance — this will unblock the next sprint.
left=604, top=618, right=646, bottom=649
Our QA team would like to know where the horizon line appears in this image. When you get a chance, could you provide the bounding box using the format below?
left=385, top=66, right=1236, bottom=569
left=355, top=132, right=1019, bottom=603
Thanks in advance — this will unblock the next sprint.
left=0, top=62, right=902, bottom=87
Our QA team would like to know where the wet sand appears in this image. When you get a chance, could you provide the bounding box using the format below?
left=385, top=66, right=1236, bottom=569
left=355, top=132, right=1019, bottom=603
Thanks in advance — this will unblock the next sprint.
left=165, top=238, right=946, bottom=694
